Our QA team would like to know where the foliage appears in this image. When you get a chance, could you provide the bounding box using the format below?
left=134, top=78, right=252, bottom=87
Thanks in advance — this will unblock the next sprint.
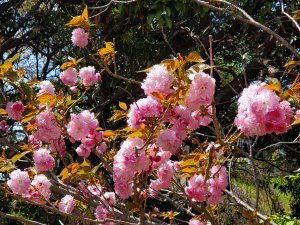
left=0, top=0, right=300, bottom=225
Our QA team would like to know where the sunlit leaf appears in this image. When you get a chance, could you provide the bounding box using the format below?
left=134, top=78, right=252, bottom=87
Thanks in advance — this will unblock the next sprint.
left=292, top=10, right=300, bottom=19
left=11, top=151, right=31, bottom=163
left=65, top=5, right=89, bottom=29
left=148, top=91, right=165, bottom=102
left=283, top=60, right=300, bottom=73
left=98, top=42, right=114, bottom=58
left=186, top=51, right=205, bottom=63
left=103, top=130, right=116, bottom=137
left=0, top=108, right=7, bottom=114
left=264, top=84, right=281, bottom=92
left=0, top=165, right=15, bottom=172
left=26, top=78, right=40, bottom=86
left=80, top=158, right=91, bottom=167
left=118, top=101, right=127, bottom=111
left=292, top=117, right=300, bottom=126
left=127, top=131, right=143, bottom=137
left=36, top=93, right=57, bottom=106
left=61, top=57, right=83, bottom=70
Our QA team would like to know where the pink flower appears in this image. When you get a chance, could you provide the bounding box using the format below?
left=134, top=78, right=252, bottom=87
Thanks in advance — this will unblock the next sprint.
left=184, top=72, right=215, bottom=110
left=0, top=120, right=9, bottom=132
left=127, top=96, right=163, bottom=129
left=7, top=169, right=31, bottom=195
left=71, top=28, right=89, bottom=48
left=189, top=106, right=213, bottom=129
left=28, top=135, right=40, bottom=147
left=23, top=174, right=51, bottom=204
left=33, top=109, right=61, bottom=142
left=141, top=64, right=174, bottom=97
left=95, top=205, right=115, bottom=225
left=207, top=165, right=228, bottom=205
left=58, top=195, right=75, bottom=214
left=149, top=161, right=174, bottom=196
left=234, top=84, right=294, bottom=136
left=87, top=184, right=103, bottom=196
left=114, top=181, right=133, bottom=200
left=79, top=66, right=100, bottom=87
left=185, top=174, right=209, bottom=202
left=60, top=67, right=77, bottom=86
left=33, top=148, right=55, bottom=171
left=156, top=129, right=182, bottom=154
left=70, top=86, right=78, bottom=93
left=82, top=138, right=95, bottom=148
left=95, top=142, right=107, bottom=154
left=102, top=192, right=116, bottom=206
left=50, top=137, right=66, bottom=158
left=39, top=80, right=55, bottom=95
left=6, top=101, right=25, bottom=120
left=113, top=137, right=151, bottom=199
left=189, top=218, right=205, bottom=225
left=67, top=110, right=99, bottom=141
left=76, top=144, right=91, bottom=158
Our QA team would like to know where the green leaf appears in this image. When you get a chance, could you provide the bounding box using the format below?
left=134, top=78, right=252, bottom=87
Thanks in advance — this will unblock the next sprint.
left=11, top=151, right=31, bottom=163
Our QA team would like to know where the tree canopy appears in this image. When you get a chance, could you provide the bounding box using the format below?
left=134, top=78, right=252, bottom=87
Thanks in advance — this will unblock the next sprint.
left=0, top=0, right=300, bottom=224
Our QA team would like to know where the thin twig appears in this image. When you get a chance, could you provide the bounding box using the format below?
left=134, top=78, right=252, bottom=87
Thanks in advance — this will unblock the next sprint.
left=280, top=0, right=300, bottom=33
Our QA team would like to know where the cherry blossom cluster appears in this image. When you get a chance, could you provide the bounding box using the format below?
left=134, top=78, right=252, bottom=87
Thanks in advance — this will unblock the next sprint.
left=60, top=65, right=101, bottom=89
left=67, top=110, right=105, bottom=158
left=234, top=84, right=296, bottom=136
left=113, top=137, right=151, bottom=199
left=185, top=165, right=228, bottom=206
left=7, top=169, right=51, bottom=204
left=128, top=65, right=215, bottom=155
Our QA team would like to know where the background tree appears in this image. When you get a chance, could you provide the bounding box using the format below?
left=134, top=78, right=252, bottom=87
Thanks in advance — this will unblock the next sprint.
left=0, top=0, right=300, bottom=224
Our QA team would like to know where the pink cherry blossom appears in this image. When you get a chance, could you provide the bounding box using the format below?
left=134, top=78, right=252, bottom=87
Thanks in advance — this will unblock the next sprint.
left=7, top=169, right=31, bottom=195
left=33, top=148, right=55, bottom=171
left=49, top=137, right=66, bottom=158
left=71, top=28, right=89, bottom=48
left=101, top=192, right=116, bottom=206
left=23, top=174, right=51, bottom=204
left=184, top=72, right=215, bottom=110
left=189, top=106, right=213, bottom=129
left=33, top=109, right=61, bottom=142
left=6, top=101, right=25, bottom=120
left=95, top=205, right=115, bottom=225
left=185, top=174, right=209, bottom=202
left=87, top=184, right=103, bottom=196
left=141, top=64, right=174, bottom=97
left=234, top=84, right=294, bottom=136
left=60, top=67, right=78, bottom=86
left=127, top=96, right=163, bottom=128
left=156, top=129, right=182, bottom=154
left=113, top=137, right=151, bottom=199
left=0, top=120, right=9, bottom=132
left=70, top=86, right=78, bottom=93
left=189, top=218, right=205, bottom=225
left=76, top=144, right=91, bottom=158
left=79, top=66, right=100, bottom=87
left=39, top=80, right=55, bottom=95
left=58, top=195, right=75, bottom=214
left=67, top=110, right=99, bottom=141
left=95, top=142, right=107, bottom=154
left=149, top=161, right=174, bottom=196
